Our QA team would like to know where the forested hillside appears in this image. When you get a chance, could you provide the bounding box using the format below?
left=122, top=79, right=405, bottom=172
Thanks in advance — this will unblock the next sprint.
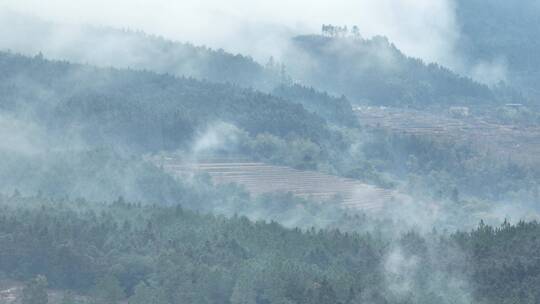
left=0, top=52, right=334, bottom=152
left=0, top=13, right=359, bottom=126
left=0, top=12, right=269, bottom=88
left=2, top=196, right=540, bottom=304
left=285, top=35, right=521, bottom=107
left=0, top=51, right=367, bottom=203
left=1, top=4, right=540, bottom=304
left=4, top=13, right=526, bottom=110
left=2, top=49, right=539, bottom=208
left=2, top=51, right=538, bottom=204
left=272, top=84, right=357, bottom=127
left=455, top=0, right=540, bottom=99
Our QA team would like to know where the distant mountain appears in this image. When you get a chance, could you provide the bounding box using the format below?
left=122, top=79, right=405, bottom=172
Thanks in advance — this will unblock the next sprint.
left=285, top=35, right=522, bottom=107
left=4, top=12, right=530, bottom=113
left=455, top=0, right=540, bottom=100
left=0, top=13, right=358, bottom=126
left=0, top=12, right=269, bottom=89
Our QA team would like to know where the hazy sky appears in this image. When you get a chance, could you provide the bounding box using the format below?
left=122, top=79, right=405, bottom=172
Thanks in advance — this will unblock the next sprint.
left=2, top=0, right=458, bottom=66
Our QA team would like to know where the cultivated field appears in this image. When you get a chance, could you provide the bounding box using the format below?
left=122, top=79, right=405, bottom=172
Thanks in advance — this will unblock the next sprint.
left=355, top=106, right=540, bottom=166
left=0, top=281, right=72, bottom=304
left=158, top=158, right=402, bottom=212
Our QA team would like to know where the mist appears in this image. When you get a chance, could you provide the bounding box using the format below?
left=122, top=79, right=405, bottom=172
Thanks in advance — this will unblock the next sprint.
left=1, top=2, right=539, bottom=304
left=2, top=0, right=461, bottom=67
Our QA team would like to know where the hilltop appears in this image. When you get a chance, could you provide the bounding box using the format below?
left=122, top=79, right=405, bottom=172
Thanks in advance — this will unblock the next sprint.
left=285, top=34, right=523, bottom=107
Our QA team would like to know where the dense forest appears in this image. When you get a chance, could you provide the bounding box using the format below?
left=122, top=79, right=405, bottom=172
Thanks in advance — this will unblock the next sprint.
left=363, top=132, right=540, bottom=202
left=1, top=13, right=526, bottom=110
left=2, top=196, right=540, bottom=304
left=0, top=12, right=361, bottom=121
left=0, top=52, right=338, bottom=152
left=284, top=35, right=522, bottom=107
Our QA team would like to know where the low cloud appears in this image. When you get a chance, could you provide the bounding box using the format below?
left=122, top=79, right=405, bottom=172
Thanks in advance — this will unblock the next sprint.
left=192, top=122, right=245, bottom=157
left=0, top=113, right=46, bottom=156
left=470, top=58, right=508, bottom=86
left=2, top=0, right=460, bottom=67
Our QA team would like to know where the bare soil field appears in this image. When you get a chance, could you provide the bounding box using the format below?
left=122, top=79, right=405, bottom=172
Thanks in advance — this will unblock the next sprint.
left=355, top=107, right=540, bottom=166
left=159, top=158, right=403, bottom=212
left=0, top=281, right=75, bottom=304
left=0, top=280, right=20, bottom=304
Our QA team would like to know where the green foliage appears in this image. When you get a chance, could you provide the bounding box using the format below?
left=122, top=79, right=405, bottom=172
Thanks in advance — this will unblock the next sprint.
left=363, top=131, right=540, bottom=200
left=0, top=52, right=331, bottom=152
left=272, top=84, right=358, bottom=127
left=0, top=196, right=386, bottom=303
left=243, top=133, right=328, bottom=171
left=451, top=220, right=540, bottom=303
left=288, top=35, right=519, bottom=107
left=0, top=197, right=363, bottom=303
left=3, top=196, right=540, bottom=304
left=0, top=148, right=188, bottom=204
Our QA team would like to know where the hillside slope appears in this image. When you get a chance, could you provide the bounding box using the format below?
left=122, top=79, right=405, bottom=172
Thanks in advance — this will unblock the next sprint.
left=455, top=0, right=540, bottom=99
left=0, top=12, right=268, bottom=88
left=2, top=196, right=540, bottom=304
left=0, top=52, right=334, bottom=152
left=0, top=13, right=358, bottom=127
left=285, top=35, right=521, bottom=107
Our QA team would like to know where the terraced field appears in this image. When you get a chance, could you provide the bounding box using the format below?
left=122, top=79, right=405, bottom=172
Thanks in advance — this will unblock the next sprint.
left=0, top=282, right=18, bottom=304
left=0, top=281, right=70, bottom=304
left=158, top=157, right=402, bottom=212
left=355, top=106, right=540, bottom=165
